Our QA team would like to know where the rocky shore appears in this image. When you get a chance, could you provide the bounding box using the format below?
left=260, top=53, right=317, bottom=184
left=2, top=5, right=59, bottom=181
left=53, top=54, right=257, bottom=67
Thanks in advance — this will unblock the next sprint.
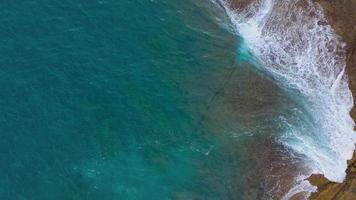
left=307, top=0, right=356, bottom=199
left=227, top=0, right=356, bottom=199
left=231, top=0, right=356, bottom=200
left=308, top=152, right=356, bottom=199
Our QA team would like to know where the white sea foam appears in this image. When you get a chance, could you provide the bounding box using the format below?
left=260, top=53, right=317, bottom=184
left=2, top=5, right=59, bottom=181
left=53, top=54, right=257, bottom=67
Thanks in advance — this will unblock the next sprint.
left=216, top=0, right=356, bottom=198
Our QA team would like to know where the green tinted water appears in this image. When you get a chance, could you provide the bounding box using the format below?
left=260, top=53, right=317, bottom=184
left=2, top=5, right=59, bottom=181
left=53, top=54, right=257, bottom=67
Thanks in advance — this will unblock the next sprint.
left=0, top=0, right=299, bottom=199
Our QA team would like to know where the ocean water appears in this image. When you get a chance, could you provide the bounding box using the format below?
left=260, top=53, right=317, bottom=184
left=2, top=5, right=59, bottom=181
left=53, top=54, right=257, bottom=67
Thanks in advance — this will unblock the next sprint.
left=0, top=0, right=271, bottom=199
left=0, top=0, right=353, bottom=199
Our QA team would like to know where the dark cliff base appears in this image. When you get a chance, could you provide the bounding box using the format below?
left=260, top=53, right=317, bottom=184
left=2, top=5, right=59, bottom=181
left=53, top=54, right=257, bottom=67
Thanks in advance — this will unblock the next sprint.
left=308, top=0, right=356, bottom=200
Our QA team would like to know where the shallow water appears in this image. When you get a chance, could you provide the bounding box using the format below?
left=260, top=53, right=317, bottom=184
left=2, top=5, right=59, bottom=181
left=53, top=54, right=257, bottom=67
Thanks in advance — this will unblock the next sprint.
left=0, top=0, right=337, bottom=199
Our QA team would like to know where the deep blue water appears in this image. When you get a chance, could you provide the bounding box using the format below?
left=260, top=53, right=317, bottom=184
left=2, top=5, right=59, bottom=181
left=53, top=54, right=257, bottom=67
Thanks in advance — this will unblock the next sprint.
left=0, top=0, right=301, bottom=199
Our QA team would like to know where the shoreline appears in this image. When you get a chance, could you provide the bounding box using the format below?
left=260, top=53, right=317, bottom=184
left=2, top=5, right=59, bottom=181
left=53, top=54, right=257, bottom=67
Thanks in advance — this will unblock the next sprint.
left=226, top=0, right=356, bottom=199
left=306, top=0, right=356, bottom=199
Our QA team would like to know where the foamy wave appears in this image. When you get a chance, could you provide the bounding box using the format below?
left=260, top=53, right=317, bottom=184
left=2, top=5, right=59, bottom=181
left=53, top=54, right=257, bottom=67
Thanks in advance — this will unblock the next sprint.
left=216, top=0, right=356, bottom=197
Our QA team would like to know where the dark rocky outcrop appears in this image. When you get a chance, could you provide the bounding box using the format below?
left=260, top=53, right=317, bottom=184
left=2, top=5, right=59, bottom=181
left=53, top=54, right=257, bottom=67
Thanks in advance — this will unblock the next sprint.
left=308, top=152, right=356, bottom=199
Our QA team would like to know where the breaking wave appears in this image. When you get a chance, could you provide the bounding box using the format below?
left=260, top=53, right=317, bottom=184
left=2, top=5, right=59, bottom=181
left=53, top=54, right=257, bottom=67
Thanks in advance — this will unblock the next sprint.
left=214, top=0, right=356, bottom=198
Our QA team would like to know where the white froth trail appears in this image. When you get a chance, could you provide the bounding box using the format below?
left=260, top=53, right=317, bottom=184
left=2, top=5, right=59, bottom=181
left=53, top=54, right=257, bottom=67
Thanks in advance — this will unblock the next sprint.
left=216, top=0, right=356, bottom=198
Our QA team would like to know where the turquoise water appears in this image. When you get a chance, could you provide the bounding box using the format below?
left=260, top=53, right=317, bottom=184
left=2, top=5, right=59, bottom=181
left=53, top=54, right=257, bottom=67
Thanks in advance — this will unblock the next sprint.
left=0, top=0, right=304, bottom=199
